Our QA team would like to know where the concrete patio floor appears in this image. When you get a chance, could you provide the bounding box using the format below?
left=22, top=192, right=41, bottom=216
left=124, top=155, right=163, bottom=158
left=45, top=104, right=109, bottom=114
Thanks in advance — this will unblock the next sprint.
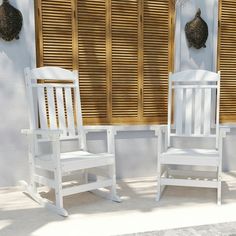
left=1, top=172, right=236, bottom=236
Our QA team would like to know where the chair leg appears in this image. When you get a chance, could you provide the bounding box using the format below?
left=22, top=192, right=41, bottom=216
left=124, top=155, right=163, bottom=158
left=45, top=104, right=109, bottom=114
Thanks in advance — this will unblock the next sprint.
left=217, top=165, right=222, bottom=205
left=217, top=181, right=222, bottom=205
left=110, top=165, right=121, bottom=202
left=21, top=180, right=68, bottom=217
left=84, top=170, right=88, bottom=184
left=54, top=168, right=67, bottom=214
left=156, top=172, right=161, bottom=202
left=156, top=159, right=162, bottom=201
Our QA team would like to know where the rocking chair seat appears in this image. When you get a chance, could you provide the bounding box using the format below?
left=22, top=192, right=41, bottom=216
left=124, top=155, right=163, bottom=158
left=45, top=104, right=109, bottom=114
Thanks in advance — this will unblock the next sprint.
left=60, top=151, right=115, bottom=172
left=160, top=148, right=219, bottom=167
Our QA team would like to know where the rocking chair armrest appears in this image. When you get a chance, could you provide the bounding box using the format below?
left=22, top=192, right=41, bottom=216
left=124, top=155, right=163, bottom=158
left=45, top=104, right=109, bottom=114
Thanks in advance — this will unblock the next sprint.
left=21, top=129, right=63, bottom=138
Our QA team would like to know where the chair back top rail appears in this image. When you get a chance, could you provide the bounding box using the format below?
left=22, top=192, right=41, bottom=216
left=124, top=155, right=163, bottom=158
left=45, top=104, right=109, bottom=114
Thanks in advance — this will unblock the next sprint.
left=167, top=70, right=220, bottom=149
left=31, top=66, right=76, bottom=81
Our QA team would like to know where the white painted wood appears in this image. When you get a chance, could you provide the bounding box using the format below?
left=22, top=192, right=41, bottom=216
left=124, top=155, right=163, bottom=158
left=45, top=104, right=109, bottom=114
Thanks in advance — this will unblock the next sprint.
left=64, top=87, right=75, bottom=136
left=37, top=87, right=48, bottom=129
left=168, top=169, right=217, bottom=179
left=109, top=162, right=120, bottom=202
left=157, top=70, right=224, bottom=204
left=175, top=88, right=183, bottom=135
left=173, top=85, right=217, bottom=89
left=171, top=70, right=219, bottom=82
left=23, top=67, right=120, bottom=216
left=185, top=88, right=193, bottom=135
left=56, top=88, right=67, bottom=136
left=160, top=148, right=219, bottom=167
left=21, top=129, right=63, bottom=136
left=161, top=178, right=218, bottom=188
left=156, top=127, right=162, bottom=201
left=31, top=66, right=76, bottom=81
left=47, top=87, right=57, bottom=129
left=204, top=88, right=211, bottom=135
left=73, top=73, right=86, bottom=150
left=22, top=181, right=68, bottom=217
left=170, top=70, right=220, bottom=138
left=51, top=134, right=63, bottom=210
left=194, top=88, right=202, bottom=135
left=62, top=179, right=113, bottom=197
left=24, top=68, right=37, bottom=129
left=29, top=134, right=37, bottom=194
left=61, top=152, right=114, bottom=172
left=107, top=127, right=115, bottom=154
left=34, top=174, right=56, bottom=188
left=167, top=73, right=172, bottom=147
left=216, top=72, right=221, bottom=149
left=34, top=158, right=54, bottom=171
left=32, top=83, right=75, bottom=88
left=169, top=134, right=216, bottom=138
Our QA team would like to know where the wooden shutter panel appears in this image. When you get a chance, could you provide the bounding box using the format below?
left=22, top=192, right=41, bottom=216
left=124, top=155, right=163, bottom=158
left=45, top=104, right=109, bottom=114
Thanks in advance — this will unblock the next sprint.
left=111, top=0, right=139, bottom=121
left=36, top=0, right=74, bottom=69
left=36, top=0, right=173, bottom=125
left=77, top=0, right=108, bottom=122
left=219, top=0, right=236, bottom=122
left=142, top=0, right=170, bottom=123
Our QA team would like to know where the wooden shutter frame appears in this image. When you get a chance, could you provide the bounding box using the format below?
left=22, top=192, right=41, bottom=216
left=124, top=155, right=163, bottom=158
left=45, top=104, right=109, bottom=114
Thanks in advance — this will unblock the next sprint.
left=35, top=0, right=174, bottom=125
left=218, top=0, right=236, bottom=123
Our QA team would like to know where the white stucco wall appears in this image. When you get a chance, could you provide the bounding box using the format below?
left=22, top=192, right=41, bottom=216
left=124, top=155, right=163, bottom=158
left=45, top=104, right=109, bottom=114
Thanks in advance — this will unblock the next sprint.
left=0, top=0, right=236, bottom=187
left=0, top=0, right=35, bottom=186
left=175, top=0, right=218, bottom=72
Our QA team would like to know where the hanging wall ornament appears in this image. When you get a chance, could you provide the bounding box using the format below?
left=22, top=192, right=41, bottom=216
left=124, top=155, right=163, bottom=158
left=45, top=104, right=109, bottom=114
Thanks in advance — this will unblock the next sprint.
left=185, top=8, right=208, bottom=49
left=0, top=0, right=23, bottom=41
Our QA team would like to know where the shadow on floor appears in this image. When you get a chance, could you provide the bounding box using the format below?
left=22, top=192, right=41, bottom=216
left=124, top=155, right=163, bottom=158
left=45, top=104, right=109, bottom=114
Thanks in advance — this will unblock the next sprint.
left=1, top=175, right=236, bottom=236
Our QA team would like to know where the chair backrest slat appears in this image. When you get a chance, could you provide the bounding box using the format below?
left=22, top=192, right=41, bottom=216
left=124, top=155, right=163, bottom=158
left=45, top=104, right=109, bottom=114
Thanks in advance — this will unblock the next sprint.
left=194, top=88, right=202, bottom=135
left=25, top=66, right=85, bottom=146
left=203, top=88, right=212, bottom=135
left=175, top=88, right=183, bottom=135
left=168, top=70, right=220, bottom=148
left=64, top=87, right=76, bottom=136
left=37, top=87, right=48, bottom=129
left=185, top=88, right=193, bottom=136
left=55, top=87, right=67, bottom=135
left=46, top=87, right=57, bottom=129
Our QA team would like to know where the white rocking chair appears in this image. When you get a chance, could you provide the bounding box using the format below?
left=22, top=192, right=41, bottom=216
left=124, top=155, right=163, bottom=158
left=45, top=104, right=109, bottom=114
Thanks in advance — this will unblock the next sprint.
left=22, top=66, right=120, bottom=216
left=156, top=70, right=230, bottom=204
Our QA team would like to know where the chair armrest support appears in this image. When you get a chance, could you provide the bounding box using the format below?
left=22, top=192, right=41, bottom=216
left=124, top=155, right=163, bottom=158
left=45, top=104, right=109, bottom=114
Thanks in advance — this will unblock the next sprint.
left=22, top=129, right=62, bottom=163
left=106, top=127, right=115, bottom=154
left=158, top=125, right=168, bottom=155
left=219, top=126, right=231, bottom=139
left=218, top=126, right=231, bottom=154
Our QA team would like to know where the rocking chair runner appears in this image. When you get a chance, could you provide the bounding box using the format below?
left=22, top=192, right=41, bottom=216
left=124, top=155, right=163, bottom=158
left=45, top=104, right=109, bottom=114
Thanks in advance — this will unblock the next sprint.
left=22, top=66, right=120, bottom=216
left=156, top=70, right=230, bottom=204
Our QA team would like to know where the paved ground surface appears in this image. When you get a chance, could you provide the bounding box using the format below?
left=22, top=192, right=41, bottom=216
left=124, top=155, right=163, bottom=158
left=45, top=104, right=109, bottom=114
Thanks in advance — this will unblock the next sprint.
left=1, top=172, right=236, bottom=236
left=120, top=222, right=236, bottom=236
